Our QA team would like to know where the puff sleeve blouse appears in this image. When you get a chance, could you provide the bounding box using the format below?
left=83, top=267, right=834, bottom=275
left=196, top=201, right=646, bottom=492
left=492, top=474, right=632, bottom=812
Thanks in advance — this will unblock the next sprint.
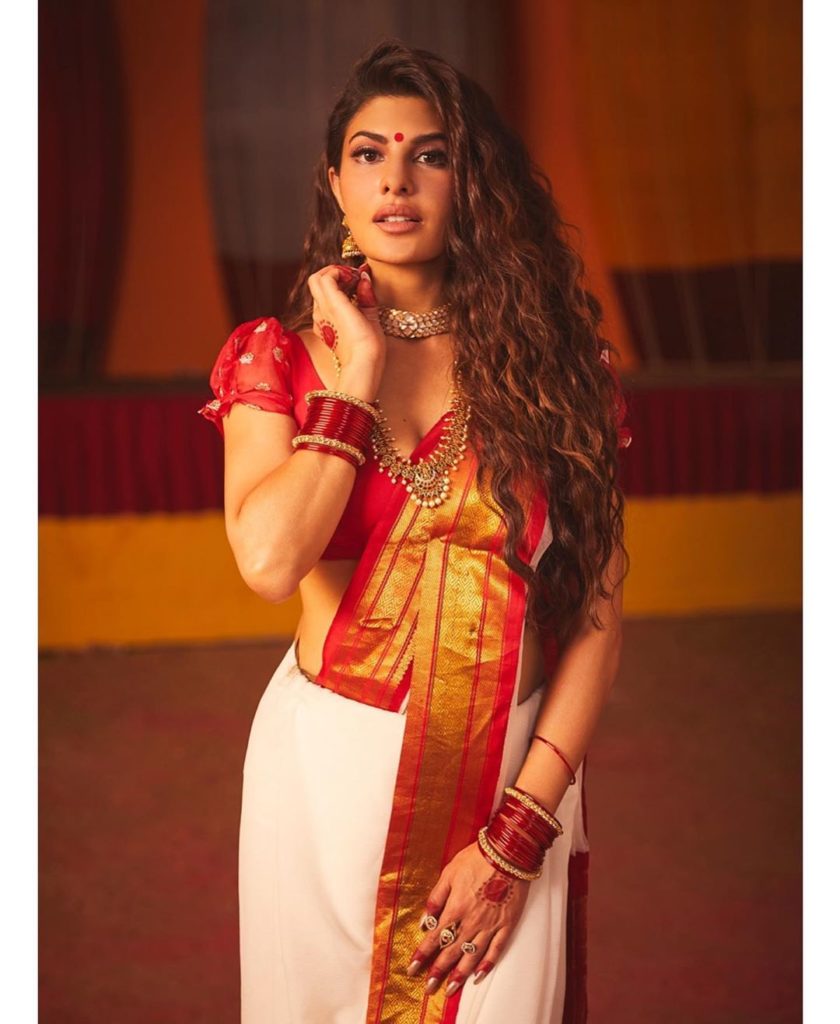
left=198, top=316, right=447, bottom=561
left=198, top=317, right=295, bottom=431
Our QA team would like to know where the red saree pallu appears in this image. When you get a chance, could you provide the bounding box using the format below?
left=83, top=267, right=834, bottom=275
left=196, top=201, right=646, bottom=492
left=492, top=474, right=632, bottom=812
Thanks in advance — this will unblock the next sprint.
left=299, top=446, right=587, bottom=1024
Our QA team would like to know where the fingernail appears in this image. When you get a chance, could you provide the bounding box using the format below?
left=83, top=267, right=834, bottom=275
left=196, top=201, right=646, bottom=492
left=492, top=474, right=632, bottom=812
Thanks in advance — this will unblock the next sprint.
left=425, top=975, right=442, bottom=995
left=473, top=970, right=486, bottom=984
left=444, top=976, right=463, bottom=996
left=361, top=270, right=371, bottom=282
left=407, top=959, right=423, bottom=977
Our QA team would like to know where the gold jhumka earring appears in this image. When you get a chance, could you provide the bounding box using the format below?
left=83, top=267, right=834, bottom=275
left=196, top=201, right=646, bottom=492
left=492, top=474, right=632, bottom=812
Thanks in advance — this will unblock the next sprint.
left=341, top=215, right=363, bottom=259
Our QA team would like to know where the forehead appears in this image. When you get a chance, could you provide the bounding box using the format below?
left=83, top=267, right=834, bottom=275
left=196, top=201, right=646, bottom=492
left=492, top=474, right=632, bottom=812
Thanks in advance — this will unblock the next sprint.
left=344, top=95, right=444, bottom=141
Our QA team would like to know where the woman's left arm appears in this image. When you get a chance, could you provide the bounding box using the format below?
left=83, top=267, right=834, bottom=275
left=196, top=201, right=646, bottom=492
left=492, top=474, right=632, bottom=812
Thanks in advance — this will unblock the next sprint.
left=514, top=540, right=625, bottom=814
left=405, top=545, right=625, bottom=997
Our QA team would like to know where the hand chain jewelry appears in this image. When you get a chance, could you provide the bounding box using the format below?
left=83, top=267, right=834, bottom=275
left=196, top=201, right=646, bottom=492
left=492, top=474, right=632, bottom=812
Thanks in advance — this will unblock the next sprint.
left=317, top=318, right=341, bottom=385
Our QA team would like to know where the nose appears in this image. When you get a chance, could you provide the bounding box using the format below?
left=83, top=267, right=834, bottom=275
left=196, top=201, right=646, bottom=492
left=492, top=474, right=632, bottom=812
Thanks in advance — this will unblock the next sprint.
left=379, top=152, right=413, bottom=195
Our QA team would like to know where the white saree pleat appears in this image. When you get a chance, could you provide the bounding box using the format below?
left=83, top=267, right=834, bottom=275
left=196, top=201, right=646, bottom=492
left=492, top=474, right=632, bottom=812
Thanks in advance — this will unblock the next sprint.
left=238, top=641, right=588, bottom=1024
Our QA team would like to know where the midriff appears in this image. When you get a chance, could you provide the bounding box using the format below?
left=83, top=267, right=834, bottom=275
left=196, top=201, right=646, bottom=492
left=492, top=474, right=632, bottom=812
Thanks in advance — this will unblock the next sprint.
left=295, top=559, right=547, bottom=706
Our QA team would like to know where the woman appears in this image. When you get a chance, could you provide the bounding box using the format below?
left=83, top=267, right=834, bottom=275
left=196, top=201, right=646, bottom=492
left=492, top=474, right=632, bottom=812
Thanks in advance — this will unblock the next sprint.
left=200, top=39, right=631, bottom=1024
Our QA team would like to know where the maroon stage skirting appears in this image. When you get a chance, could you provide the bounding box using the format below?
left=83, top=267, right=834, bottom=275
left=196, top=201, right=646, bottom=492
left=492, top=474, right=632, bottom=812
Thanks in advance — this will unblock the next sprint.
left=38, top=381, right=801, bottom=517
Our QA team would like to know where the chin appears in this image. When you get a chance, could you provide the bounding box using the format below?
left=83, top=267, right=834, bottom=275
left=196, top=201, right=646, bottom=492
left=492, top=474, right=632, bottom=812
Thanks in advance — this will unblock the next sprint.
left=362, top=243, right=445, bottom=267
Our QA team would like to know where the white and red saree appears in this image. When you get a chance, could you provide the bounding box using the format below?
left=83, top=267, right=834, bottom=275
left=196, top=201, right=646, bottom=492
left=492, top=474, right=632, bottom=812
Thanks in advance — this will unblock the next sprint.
left=238, top=444, right=590, bottom=1023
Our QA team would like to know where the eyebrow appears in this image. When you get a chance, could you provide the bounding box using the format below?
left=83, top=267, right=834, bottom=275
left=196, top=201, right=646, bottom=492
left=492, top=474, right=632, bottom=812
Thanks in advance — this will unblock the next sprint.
left=347, top=130, right=448, bottom=146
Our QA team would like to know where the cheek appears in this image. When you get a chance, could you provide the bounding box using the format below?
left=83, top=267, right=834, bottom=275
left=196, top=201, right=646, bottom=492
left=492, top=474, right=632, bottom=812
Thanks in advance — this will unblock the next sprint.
left=432, top=187, right=454, bottom=239
left=339, top=175, right=366, bottom=211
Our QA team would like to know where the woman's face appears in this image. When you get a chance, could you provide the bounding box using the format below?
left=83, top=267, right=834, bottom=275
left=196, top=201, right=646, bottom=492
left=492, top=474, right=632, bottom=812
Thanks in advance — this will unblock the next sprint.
left=328, top=94, right=453, bottom=268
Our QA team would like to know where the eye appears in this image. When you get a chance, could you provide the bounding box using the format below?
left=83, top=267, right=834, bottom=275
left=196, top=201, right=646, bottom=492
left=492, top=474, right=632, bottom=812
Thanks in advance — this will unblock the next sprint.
left=350, top=146, right=382, bottom=163
left=416, top=149, right=449, bottom=167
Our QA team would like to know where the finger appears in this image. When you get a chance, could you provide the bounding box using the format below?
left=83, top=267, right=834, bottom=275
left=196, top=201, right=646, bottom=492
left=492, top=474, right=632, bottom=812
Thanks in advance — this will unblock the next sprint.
left=408, top=900, right=458, bottom=975
left=317, top=270, right=363, bottom=316
left=356, top=269, right=378, bottom=310
left=425, top=874, right=452, bottom=922
left=311, top=263, right=356, bottom=281
left=473, top=928, right=510, bottom=985
left=440, top=930, right=493, bottom=997
left=316, top=263, right=361, bottom=299
left=307, top=267, right=353, bottom=312
left=420, top=941, right=466, bottom=995
left=308, top=276, right=340, bottom=341
left=407, top=897, right=467, bottom=983
left=421, top=920, right=484, bottom=997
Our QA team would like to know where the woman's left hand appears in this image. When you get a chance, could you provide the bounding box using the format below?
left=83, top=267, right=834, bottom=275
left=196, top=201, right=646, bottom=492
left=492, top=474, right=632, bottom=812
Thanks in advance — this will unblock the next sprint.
left=406, top=841, right=532, bottom=997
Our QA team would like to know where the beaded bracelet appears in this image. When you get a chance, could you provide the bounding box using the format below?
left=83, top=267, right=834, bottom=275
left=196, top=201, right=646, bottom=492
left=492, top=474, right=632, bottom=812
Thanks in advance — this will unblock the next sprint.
left=303, top=389, right=378, bottom=418
left=503, top=786, right=564, bottom=835
left=291, top=433, right=365, bottom=467
left=476, top=826, right=542, bottom=881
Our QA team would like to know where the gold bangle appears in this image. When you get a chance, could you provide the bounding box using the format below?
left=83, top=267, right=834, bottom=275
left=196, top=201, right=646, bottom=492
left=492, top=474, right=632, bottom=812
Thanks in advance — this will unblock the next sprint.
left=503, top=786, right=564, bottom=836
left=477, top=827, right=542, bottom=881
left=303, top=389, right=378, bottom=418
left=291, top=433, right=365, bottom=466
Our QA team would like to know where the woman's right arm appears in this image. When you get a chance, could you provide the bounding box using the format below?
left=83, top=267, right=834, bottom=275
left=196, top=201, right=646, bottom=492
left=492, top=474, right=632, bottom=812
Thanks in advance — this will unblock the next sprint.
left=217, top=263, right=385, bottom=603
left=222, top=361, right=379, bottom=603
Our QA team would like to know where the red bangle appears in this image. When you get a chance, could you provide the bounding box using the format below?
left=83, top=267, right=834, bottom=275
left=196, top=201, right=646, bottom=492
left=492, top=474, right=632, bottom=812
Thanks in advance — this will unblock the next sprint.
left=490, top=810, right=556, bottom=858
left=496, top=797, right=558, bottom=845
left=485, top=823, right=544, bottom=871
left=531, top=734, right=577, bottom=785
left=301, top=395, right=375, bottom=453
left=494, top=809, right=557, bottom=852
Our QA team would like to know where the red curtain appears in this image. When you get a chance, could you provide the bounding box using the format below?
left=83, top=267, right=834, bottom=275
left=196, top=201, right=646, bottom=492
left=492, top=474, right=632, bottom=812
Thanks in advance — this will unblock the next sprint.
left=39, top=0, right=126, bottom=383
left=38, top=382, right=801, bottom=517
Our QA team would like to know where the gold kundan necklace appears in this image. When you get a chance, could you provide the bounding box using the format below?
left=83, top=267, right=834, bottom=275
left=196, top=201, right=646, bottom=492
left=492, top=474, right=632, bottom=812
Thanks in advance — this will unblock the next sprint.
left=371, top=364, right=471, bottom=508
left=377, top=302, right=451, bottom=340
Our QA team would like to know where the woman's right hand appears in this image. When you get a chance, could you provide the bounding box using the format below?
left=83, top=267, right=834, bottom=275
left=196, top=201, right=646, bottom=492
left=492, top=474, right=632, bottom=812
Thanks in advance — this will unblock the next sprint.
left=307, top=262, right=386, bottom=382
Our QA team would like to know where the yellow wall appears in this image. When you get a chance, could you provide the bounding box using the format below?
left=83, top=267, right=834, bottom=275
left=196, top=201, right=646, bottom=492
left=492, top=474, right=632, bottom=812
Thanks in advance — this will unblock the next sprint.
left=39, top=494, right=801, bottom=650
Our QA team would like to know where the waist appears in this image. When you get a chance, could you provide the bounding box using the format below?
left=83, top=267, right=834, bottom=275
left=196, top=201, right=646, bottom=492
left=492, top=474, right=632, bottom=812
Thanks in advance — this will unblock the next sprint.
left=293, top=638, right=546, bottom=709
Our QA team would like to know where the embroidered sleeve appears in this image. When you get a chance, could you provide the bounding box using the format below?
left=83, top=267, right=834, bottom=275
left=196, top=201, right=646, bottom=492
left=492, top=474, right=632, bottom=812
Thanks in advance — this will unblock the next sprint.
left=198, top=317, right=295, bottom=434
left=599, top=346, right=633, bottom=450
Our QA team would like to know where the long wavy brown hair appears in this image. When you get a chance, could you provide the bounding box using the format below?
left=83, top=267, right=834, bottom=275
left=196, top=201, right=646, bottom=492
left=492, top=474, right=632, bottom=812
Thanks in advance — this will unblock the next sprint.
left=283, top=39, right=630, bottom=647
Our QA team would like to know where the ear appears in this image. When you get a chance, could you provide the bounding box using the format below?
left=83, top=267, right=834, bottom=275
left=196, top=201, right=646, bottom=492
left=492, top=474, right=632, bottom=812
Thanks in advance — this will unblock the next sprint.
left=328, top=166, right=344, bottom=215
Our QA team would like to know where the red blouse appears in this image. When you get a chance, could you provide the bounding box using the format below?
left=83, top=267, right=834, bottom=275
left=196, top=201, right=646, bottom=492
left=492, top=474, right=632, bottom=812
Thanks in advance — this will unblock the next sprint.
left=198, top=316, right=450, bottom=561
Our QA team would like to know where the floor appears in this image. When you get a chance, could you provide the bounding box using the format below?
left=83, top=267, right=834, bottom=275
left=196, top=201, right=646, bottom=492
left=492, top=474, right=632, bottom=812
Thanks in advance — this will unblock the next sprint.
left=39, top=611, right=801, bottom=1023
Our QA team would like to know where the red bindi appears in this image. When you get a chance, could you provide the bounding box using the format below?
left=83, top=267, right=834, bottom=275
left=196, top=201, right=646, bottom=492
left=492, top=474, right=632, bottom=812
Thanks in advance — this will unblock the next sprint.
left=394, top=132, right=404, bottom=142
